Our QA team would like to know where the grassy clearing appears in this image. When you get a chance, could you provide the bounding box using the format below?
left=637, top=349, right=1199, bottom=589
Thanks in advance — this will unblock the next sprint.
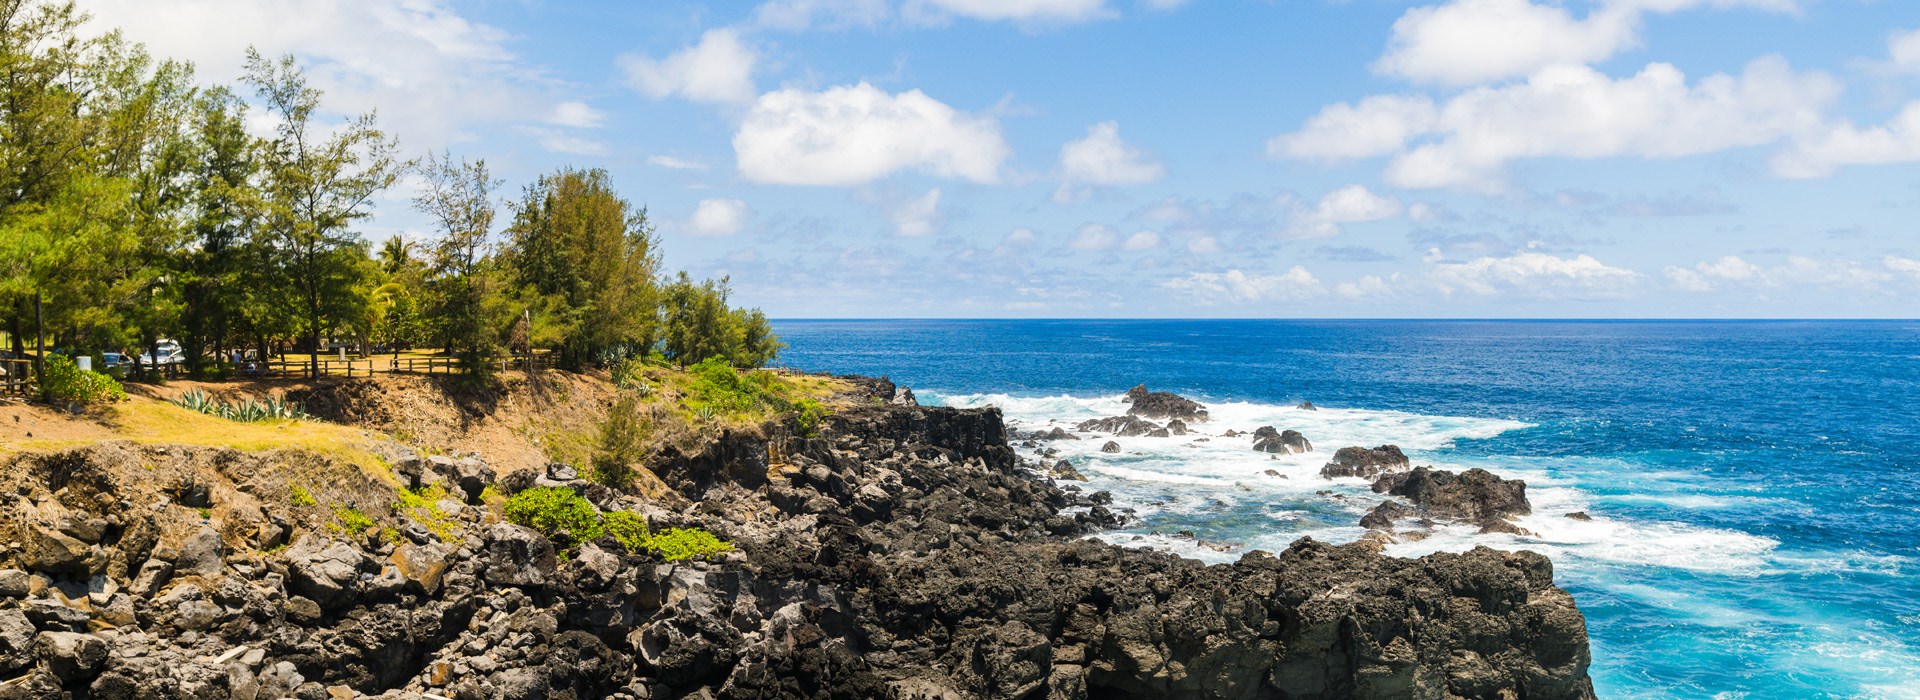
left=1, top=395, right=389, bottom=473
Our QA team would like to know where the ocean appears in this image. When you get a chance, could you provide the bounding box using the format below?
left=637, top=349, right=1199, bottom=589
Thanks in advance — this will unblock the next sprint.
left=773, top=319, right=1920, bottom=699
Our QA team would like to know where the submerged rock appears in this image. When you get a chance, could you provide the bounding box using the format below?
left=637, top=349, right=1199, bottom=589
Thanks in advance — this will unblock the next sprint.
left=1075, top=415, right=1164, bottom=437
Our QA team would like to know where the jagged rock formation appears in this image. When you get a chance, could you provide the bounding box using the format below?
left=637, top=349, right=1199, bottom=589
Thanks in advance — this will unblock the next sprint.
left=1074, top=415, right=1167, bottom=438
left=0, top=387, right=1590, bottom=699
left=1122, top=385, right=1209, bottom=422
left=1364, top=467, right=1535, bottom=536
left=1321, top=444, right=1411, bottom=479
left=1251, top=426, right=1312, bottom=454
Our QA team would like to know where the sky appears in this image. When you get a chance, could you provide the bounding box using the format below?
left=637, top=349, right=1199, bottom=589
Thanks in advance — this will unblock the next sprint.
left=76, top=0, right=1920, bottom=318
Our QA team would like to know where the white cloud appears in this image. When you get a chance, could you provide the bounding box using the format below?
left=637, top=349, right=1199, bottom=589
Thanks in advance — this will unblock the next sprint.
left=734, top=82, right=1009, bottom=185
left=523, top=127, right=606, bottom=156
left=1186, top=236, right=1221, bottom=254
left=1888, top=27, right=1920, bottom=75
left=753, top=0, right=890, bottom=31
left=78, top=0, right=551, bottom=148
left=1060, top=121, right=1164, bottom=185
left=1122, top=230, right=1161, bottom=251
left=1162, top=268, right=1325, bottom=304
left=1772, top=102, right=1920, bottom=178
left=994, top=227, right=1040, bottom=257
left=1291, top=185, right=1403, bottom=238
left=619, top=28, right=757, bottom=104
left=1276, top=58, right=1838, bottom=190
left=647, top=155, right=709, bottom=171
left=890, top=189, right=943, bottom=237
left=904, top=0, right=1110, bottom=24
left=547, top=101, right=606, bottom=129
left=1375, top=0, right=1798, bottom=86
left=1429, top=252, right=1641, bottom=299
left=1268, top=95, right=1437, bottom=160
left=1068, top=224, right=1118, bottom=251
left=1666, top=255, right=1901, bottom=291
left=1336, top=274, right=1398, bottom=300
left=689, top=198, right=750, bottom=237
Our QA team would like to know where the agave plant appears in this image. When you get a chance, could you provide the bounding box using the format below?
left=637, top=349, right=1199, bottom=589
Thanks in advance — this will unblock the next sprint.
left=173, top=389, right=217, bottom=414
left=693, top=404, right=720, bottom=421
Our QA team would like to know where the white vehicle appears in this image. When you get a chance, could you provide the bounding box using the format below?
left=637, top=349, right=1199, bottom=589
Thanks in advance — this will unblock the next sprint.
left=140, top=340, right=186, bottom=366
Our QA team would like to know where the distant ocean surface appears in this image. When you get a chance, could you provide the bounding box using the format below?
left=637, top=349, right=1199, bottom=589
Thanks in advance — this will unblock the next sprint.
left=773, top=319, right=1920, bottom=699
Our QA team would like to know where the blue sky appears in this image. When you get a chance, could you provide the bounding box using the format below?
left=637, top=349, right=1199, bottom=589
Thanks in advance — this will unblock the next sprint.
left=82, top=0, right=1920, bottom=318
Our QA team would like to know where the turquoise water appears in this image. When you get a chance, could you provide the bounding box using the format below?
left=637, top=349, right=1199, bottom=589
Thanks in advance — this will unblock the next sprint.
left=773, top=319, right=1920, bottom=699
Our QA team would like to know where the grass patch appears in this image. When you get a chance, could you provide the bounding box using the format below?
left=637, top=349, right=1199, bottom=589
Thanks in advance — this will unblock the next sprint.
left=393, top=485, right=459, bottom=541
left=331, top=505, right=376, bottom=534
left=290, top=485, right=318, bottom=507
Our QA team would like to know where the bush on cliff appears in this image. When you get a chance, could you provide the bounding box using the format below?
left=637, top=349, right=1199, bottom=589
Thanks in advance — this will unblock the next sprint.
left=591, top=394, right=648, bottom=488
left=682, top=356, right=830, bottom=432
left=504, top=487, right=604, bottom=546
left=40, top=354, right=126, bottom=404
left=602, top=510, right=732, bottom=562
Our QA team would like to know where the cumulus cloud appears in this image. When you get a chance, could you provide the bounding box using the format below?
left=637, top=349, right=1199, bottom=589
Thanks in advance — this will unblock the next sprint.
left=1162, top=268, right=1325, bottom=304
left=547, top=101, right=606, bottom=129
left=77, top=0, right=557, bottom=149
left=619, top=29, right=757, bottom=104
left=1122, top=230, right=1162, bottom=251
left=1772, top=102, right=1920, bottom=178
left=1275, top=58, right=1838, bottom=190
left=1068, top=224, right=1118, bottom=251
left=1428, top=252, right=1641, bottom=299
left=1268, top=95, right=1437, bottom=160
left=1290, top=185, right=1403, bottom=238
left=903, top=0, right=1111, bottom=24
left=524, top=128, right=606, bottom=156
left=734, top=82, right=1009, bottom=185
left=1889, top=27, right=1920, bottom=75
left=889, top=189, right=944, bottom=237
left=688, top=198, right=750, bottom=237
left=1375, top=0, right=1799, bottom=86
left=1665, top=255, right=1904, bottom=291
left=1059, top=120, right=1164, bottom=187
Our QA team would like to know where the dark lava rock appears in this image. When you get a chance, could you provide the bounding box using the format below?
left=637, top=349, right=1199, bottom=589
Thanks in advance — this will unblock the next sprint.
left=1370, top=466, right=1533, bottom=535
left=1100, top=441, right=1121, bottom=454
left=1075, top=415, right=1164, bottom=437
left=1251, top=426, right=1312, bottom=454
left=1123, top=384, right=1210, bottom=422
left=1564, top=511, right=1594, bottom=521
left=1033, top=427, right=1079, bottom=441
left=1297, top=401, right=1317, bottom=411
left=1049, top=459, right=1088, bottom=482
left=1321, top=445, right=1411, bottom=479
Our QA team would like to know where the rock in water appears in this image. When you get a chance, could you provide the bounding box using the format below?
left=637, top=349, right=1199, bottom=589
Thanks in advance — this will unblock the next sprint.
left=1297, top=401, right=1317, bottom=411
left=1122, top=384, right=1210, bottom=422
left=1075, top=415, right=1165, bottom=437
left=1251, top=426, right=1312, bottom=454
left=1101, top=440, right=1121, bottom=453
left=1049, top=459, right=1088, bottom=481
left=1370, top=466, right=1534, bottom=534
left=1321, top=445, right=1410, bottom=479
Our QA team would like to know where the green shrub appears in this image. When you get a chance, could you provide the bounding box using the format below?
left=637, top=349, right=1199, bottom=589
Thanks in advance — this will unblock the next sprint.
left=171, top=389, right=309, bottom=422
left=332, top=506, right=375, bottom=534
left=290, top=485, right=318, bottom=507
left=642, top=527, right=734, bottom=562
left=791, top=397, right=827, bottom=436
left=503, top=487, right=603, bottom=545
left=40, top=354, right=126, bottom=403
left=602, top=510, right=649, bottom=551
left=591, top=394, right=647, bottom=489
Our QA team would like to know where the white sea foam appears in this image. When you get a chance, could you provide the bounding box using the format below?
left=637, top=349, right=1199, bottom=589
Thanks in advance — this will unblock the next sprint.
left=939, top=390, right=1801, bottom=578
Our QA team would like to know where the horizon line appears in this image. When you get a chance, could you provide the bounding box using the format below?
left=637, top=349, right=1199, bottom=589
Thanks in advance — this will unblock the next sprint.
left=768, top=317, right=1920, bottom=323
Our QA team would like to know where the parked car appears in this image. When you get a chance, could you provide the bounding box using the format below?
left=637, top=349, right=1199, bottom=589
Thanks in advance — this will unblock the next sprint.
left=140, top=340, right=185, bottom=366
left=101, top=352, right=129, bottom=367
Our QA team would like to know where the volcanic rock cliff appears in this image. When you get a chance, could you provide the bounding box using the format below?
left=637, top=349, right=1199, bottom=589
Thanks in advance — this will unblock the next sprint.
left=0, top=378, right=1594, bottom=699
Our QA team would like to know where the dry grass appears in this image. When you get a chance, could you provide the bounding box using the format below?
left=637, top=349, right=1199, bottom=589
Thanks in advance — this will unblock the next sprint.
left=0, top=395, right=390, bottom=477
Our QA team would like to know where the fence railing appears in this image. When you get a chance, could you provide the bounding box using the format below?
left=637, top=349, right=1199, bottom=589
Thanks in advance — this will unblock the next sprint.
left=0, top=359, right=34, bottom=397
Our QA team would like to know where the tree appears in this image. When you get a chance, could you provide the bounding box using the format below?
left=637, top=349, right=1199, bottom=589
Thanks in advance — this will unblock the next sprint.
left=503, top=167, right=660, bottom=369
left=243, top=49, right=402, bottom=378
left=661, top=273, right=782, bottom=368
left=178, top=86, right=261, bottom=374
left=414, top=151, right=501, bottom=377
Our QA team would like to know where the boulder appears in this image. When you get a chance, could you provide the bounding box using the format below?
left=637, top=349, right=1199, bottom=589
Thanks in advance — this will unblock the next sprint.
left=1297, top=401, right=1317, bottom=411
left=1368, top=467, right=1533, bottom=534
left=1100, top=441, right=1121, bottom=454
left=1034, top=427, right=1079, bottom=441
left=1074, top=415, right=1163, bottom=437
left=390, top=542, right=454, bottom=594
left=482, top=523, right=556, bottom=588
left=0, top=569, right=29, bottom=598
left=1251, top=427, right=1312, bottom=454
left=547, top=462, right=580, bottom=481
left=1048, top=460, right=1087, bottom=482
left=283, top=536, right=373, bottom=609
left=1122, top=384, right=1209, bottom=422
left=1564, top=511, right=1593, bottom=521
left=35, top=631, right=107, bottom=682
left=1321, top=445, right=1410, bottom=479
left=22, top=525, right=92, bottom=575
left=175, top=526, right=226, bottom=578
left=431, top=454, right=495, bottom=503
left=0, top=609, right=34, bottom=674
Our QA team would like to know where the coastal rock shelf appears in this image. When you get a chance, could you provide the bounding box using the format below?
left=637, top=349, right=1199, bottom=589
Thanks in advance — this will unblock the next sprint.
left=0, top=378, right=1593, bottom=699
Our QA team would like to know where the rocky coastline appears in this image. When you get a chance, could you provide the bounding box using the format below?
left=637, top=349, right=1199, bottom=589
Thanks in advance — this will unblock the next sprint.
left=0, top=377, right=1594, bottom=699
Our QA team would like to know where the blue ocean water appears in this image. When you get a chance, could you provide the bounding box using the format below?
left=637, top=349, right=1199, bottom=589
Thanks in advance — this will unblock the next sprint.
left=773, top=319, right=1920, bottom=699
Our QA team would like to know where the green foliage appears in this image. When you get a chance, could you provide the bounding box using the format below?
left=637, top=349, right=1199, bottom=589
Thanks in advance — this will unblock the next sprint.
left=290, top=484, right=317, bottom=507
left=791, top=397, right=828, bottom=437
left=40, top=354, right=127, bottom=404
left=504, top=167, right=661, bottom=370
left=332, top=505, right=375, bottom=534
left=640, top=527, right=735, bottom=562
left=393, top=485, right=457, bottom=540
left=610, top=355, right=652, bottom=392
left=171, top=388, right=308, bottom=421
left=597, top=510, right=732, bottom=562
left=503, top=487, right=603, bottom=546
left=602, top=510, right=649, bottom=552
left=661, top=273, right=781, bottom=369
left=591, top=394, right=647, bottom=489
left=680, top=357, right=827, bottom=430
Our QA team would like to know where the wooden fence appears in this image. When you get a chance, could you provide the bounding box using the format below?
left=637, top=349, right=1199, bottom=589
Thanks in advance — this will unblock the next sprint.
left=0, top=359, right=33, bottom=397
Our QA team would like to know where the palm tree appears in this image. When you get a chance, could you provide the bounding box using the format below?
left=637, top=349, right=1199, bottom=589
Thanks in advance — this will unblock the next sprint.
left=378, top=235, right=414, bottom=276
